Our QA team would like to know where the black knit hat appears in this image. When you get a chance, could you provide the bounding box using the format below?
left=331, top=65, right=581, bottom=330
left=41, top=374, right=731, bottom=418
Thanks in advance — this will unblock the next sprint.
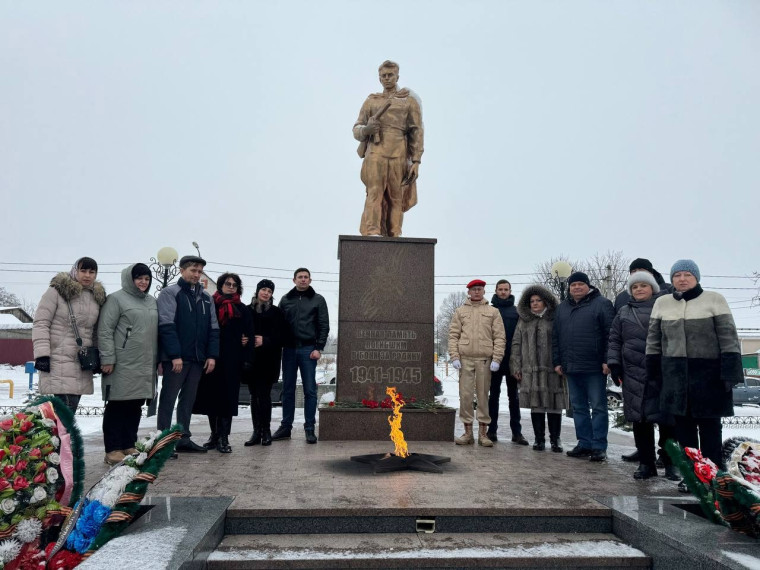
left=131, top=263, right=151, bottom=280
left=567, top=271, right=591, bottom=287
left=256, top=279, right=275, bottom=296
left=629, top=258, right=654, bottom=274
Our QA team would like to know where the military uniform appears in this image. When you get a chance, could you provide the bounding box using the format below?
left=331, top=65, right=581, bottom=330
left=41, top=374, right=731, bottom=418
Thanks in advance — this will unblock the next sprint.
left=353, top=88, right=424, bottom=237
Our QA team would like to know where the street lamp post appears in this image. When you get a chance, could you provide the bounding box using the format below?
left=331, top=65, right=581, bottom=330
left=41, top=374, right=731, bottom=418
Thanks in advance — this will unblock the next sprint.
left=550, top=260, right=573, bottom=301
left=149, top=246, right=180, bottom=297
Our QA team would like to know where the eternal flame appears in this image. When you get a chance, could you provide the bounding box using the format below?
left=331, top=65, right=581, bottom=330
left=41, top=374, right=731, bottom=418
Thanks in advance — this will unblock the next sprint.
left=353, top=60, right=424, bottom=237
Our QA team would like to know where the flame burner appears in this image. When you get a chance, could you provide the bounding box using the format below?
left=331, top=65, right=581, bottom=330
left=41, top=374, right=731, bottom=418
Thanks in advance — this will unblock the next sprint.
left=351, top=452, right=451, bottom=474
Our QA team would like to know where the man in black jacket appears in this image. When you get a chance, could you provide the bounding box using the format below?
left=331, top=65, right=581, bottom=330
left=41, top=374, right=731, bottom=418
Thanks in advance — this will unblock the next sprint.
left=272, top=268, right=330, bottom=444
left=552, top=272, right=614, bottom=462
left=487, top=280, right=527, bottom=444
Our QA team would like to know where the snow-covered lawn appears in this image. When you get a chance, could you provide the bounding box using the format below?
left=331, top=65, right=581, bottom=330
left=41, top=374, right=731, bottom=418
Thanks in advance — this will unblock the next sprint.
left=0, top=364, right=323, bottom=437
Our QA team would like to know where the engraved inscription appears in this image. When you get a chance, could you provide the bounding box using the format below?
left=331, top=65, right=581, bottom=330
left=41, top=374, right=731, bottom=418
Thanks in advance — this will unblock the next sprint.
left=350, top=350, right=421, bottom=362
left=356, top=330, right=417, bottom=339
left=349, top=328, right=424, bottom=383
left=350, top=366, right=422, bottom=384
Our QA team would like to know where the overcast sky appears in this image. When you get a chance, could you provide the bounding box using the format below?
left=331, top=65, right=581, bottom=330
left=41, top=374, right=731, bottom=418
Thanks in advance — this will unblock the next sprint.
left=1, top=1, right=759, bottom=329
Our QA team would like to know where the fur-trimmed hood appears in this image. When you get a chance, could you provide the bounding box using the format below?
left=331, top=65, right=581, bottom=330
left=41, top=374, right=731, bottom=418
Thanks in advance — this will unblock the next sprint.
left=50, top=272, right=106, bottom=305
left=517, top=284, right=558, bottom=321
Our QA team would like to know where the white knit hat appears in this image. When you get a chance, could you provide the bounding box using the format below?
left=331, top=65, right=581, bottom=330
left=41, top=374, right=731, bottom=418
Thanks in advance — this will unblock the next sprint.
left=627, top=271, right=660, bottom=294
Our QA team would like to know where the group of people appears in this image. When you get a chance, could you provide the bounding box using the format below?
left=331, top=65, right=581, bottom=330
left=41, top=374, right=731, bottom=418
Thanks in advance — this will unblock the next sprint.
left=449, top=258, right=743, bottom=490
left=32, top=257, right=330, bottom=465
left=30, top=253, right=744, bottom=487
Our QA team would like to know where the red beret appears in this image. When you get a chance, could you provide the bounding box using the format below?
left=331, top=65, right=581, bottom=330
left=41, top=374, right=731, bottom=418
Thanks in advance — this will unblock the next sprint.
left=466, top=279, right=486, bottom=289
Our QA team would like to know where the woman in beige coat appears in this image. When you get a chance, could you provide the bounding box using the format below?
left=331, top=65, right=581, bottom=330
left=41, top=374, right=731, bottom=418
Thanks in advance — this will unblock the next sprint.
left=32, top=257, right=106, bottom=412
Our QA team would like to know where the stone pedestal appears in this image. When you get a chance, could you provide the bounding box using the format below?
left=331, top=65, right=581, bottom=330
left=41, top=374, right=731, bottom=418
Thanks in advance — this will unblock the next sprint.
left=319, top=236, right=453, bottom=441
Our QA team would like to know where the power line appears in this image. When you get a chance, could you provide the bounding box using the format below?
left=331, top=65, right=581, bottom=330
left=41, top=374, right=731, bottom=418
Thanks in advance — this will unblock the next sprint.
left=204, top=261, right=339, bottom=275
left=0, top=269, right=124, bottom=274
left=1, top=261, right=756, bottom=280
left=2, top=270, right=754, bottom=290
left=0, top=262, right=131, bottom=266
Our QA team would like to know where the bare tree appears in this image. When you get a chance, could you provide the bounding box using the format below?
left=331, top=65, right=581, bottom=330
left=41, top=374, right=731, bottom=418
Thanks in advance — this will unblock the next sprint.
left=19, top=297, right=37, bottom=318
left=435, top=291, right=468, bottom=358
left=0, top=286, right=36, bottom=318
left=534, top=250, right=630, bottom=301
left=584, top=250, right=631, bottom=300
left=753, top=271, right=760, bottom=307
left=533, top=255, right=582, bottom=299
left=0, top=286, right=22, bottom=307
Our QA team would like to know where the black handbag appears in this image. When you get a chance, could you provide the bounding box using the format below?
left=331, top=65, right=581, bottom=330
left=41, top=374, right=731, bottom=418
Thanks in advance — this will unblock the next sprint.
left=67, top=301, right=101, bottom=371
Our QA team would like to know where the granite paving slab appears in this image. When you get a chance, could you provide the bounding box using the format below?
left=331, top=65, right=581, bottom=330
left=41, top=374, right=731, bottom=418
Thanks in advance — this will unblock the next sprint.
left=597, top=496, right=760, bottom=569
left=80, top=413, right=680, bottom=518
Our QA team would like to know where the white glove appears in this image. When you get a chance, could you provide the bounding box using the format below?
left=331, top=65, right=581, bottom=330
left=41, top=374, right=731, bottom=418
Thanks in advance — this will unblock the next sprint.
left=451, top=359, right=461, bottom=370
left=490, top=361, right=500, bottom=373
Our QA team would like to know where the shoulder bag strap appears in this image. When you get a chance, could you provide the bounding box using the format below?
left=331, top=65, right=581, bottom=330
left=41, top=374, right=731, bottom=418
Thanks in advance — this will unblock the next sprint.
left=67, top=301, right=83, bottom=348
left=630, top=306, right=648, bottom=332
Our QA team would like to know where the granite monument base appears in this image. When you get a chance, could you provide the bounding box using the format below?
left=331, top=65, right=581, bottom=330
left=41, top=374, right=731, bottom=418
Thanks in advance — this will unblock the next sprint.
left=318, top=407, right=455, bottom=441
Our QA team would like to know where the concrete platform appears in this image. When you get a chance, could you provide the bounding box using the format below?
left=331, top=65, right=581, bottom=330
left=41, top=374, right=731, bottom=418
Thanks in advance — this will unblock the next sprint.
left=82, top=414, right=682, bottom=516
left=76, top=413, right=760, bottom=568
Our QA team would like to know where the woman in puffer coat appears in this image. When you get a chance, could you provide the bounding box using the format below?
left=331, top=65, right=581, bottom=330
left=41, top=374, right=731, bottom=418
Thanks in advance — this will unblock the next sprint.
left=608, top=272, right=677, bottom=481
left=97, top=263, right=159, bottom=465
left=510, top=285, right=567, bottom=452
left=32, top=257, right=106, bottom=413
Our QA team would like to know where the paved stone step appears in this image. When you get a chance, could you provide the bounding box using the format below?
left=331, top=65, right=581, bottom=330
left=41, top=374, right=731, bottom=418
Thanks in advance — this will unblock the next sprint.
left=224, top=511, right=612, bottom=535
left=207, top=532, right=651, bottom=569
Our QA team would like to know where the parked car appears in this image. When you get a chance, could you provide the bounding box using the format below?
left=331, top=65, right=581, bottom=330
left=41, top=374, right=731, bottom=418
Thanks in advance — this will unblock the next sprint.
left=606, top=376, right=623, bottom=410
left=733, top=377, right=760, bottom=406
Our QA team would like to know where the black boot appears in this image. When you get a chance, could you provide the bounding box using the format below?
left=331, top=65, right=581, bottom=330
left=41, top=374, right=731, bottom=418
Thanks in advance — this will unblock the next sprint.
left=662, top=456, right=680, bottom=481
left=633, top=463, right=657, bottom=480
left=245, top=403, right=261, bottom=446
left=216, top=417, right=232, bottom=453
left=261, top=427, right=272, bottom=446
left=271, top=425, right=292, bottom=440
left=217, top=436, right=232, bottom=453
left=547, top=412, right=563, bottom=453
left=531, top=412, right=545, bottom=451
left=203, top=416, right=220, bottom=450
left=622, top=450, right=640, bottom=462
left=245, top=429, right=261, bottom=446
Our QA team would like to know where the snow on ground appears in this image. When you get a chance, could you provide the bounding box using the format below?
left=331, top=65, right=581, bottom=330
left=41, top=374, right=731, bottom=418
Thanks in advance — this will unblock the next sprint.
left=721, top=550, right=760, bottom=569
left=79, top=526, right=188, bottom=569
left=0, top=364, right=318, bottom=437
left=209, top=539, right=645, bottom=561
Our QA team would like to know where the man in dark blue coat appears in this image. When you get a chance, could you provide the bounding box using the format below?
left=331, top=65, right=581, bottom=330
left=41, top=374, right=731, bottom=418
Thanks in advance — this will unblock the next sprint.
left=487, top=280, right=527, bottom=444
left=552, top=272, right=614, bottom=462
left=157, top=255, right=220, bottom=453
